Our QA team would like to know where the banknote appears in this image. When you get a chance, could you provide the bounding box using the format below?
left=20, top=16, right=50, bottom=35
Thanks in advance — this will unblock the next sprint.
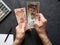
left=27, top=2, right=40, bottom=28
left=14, top=8, right=26, bottom=24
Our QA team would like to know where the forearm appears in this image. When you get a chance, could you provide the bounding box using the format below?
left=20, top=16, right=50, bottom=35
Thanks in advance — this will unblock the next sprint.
left=39, top=33, right=52, bottom=45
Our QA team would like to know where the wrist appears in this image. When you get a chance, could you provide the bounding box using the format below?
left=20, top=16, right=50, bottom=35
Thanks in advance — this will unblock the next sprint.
left=13, top=38, right=22, bottom=45
left=38, top=33, right=47, bottom=38
left=37, top=29, right=46, bottom=36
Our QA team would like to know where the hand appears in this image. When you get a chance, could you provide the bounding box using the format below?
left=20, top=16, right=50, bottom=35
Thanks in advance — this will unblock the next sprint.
left=34, top=13, right=52, bottom=45
left=15, top=23, right=26, bottom=42
left=13, top=15, right=29, bottom=45
left=34, top=13, right=47, bottom=35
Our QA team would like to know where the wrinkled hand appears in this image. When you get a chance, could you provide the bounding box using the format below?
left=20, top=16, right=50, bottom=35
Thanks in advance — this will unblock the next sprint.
left=14, top=16, right=29, bottom=45
left=34, top=13, right=47, bottom=35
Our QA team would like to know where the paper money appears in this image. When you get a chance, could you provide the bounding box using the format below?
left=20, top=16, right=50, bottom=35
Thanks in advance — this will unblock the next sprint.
left=27, top=2, right=40, bottom=28
left=14, top=8, right=26, bottom=24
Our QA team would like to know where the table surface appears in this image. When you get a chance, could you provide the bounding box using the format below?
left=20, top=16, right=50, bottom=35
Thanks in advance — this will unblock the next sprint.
left=0, top=0, right=60, bottom=45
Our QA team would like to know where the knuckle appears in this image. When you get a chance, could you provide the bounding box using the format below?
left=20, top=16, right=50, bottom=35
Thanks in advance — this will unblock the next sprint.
left=16, top=25, right=19, bottom=30
left=45, top=19, right=47, bottom=22
left=43, top=19, right=47, bottom=23
left=22, top=30, right=25, bottom=33
left=22, top=31, right=25, bottom=34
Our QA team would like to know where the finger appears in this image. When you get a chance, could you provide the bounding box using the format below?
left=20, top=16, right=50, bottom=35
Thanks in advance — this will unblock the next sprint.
left=19, top=17, right=26, bottom=32
left=18, top=23, right=25, bottom=33
left=16, top=25, right=20, bottom=32
left=16, top=22, right=26, bottom=33
left=40, top=13, right=47, bottom=23
left=21, top=22, right=26, bottom=30
left=16, top=25, right=19, bottom=31
left=35, top=13, right=40, bottom=21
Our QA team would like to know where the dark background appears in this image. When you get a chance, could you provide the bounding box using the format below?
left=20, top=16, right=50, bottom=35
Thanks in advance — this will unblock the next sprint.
left=0, top=0, right=60, bottom=45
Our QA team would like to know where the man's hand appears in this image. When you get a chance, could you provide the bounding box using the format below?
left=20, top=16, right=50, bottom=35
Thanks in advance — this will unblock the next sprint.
left=13, top=15, right=28, bottom=45
left=34, top=13, right=52, bottom=45
left=34, top=13, right=47, bottom=35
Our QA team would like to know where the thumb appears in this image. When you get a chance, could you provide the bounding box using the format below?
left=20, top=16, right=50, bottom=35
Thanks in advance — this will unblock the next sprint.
left=21, top=22, right=26, bottom=31
left=35, top=13, right=40, bottom=21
